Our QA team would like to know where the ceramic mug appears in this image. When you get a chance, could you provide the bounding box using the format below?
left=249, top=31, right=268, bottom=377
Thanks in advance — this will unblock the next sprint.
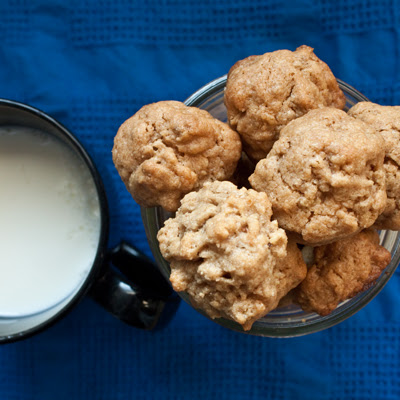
left=0, top=99, right=179, bottom=343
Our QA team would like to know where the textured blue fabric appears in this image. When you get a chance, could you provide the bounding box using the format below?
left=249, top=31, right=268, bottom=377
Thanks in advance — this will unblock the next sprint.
left=0, top=0, right=400, bottom=398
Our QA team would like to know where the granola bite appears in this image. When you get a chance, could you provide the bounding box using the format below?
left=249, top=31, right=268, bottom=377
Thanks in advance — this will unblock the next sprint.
left=157, top=181, right=306, bottom=331
left=249, top=108, right=387, bottom=245
left=224, top=45, right=346, bottom=160
left=348, top=102, right=400, bottom=230
left=294, top=229, right=391, bottom=316
left=112, top=101, right=242, bottom=212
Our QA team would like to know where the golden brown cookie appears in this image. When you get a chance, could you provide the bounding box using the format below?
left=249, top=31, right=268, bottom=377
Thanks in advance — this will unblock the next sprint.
left=157, top=181, right=306, bottom=331
left=112, top=101, right=242, bottom=212
left=249, top=107, right=387, bottom=245
left=294, top=229, right=391, bottom=316
left=224, top=45, right=346, bottom=161
left=348, top=102, right=400, bottom=230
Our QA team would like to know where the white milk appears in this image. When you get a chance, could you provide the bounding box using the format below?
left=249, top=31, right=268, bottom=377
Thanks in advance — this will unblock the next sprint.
left=0, top=126, right=101, bottom=317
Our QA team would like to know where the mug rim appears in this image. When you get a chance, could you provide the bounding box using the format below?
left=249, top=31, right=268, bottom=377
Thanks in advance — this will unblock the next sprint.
left=141, top=76, right=400, bottom=337
left=0, top=99, right=109, bottom=344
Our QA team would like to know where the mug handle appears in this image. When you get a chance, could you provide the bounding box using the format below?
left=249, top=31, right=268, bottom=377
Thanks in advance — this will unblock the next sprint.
left=89, top=241, right=180, bottom=330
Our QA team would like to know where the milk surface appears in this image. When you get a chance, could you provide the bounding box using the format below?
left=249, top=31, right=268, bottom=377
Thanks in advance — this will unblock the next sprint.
left=0, top=126, right=101, bottom=317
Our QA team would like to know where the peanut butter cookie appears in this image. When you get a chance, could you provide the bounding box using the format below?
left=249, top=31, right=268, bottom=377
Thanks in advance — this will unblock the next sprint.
left=224, top=45, right=346, bottom=160
left=349, top=102, right=400, bottom=230
left=295, top=229, right=391, bottom=316
left=249, top=108, right=387, bottom=245
left=112, top=101, right=242, bottom=212
left=157, top=181, right=306, bottom=331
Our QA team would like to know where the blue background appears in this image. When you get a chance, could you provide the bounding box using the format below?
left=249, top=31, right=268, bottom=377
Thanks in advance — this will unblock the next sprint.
left=1, top=0, right=400, bottom=398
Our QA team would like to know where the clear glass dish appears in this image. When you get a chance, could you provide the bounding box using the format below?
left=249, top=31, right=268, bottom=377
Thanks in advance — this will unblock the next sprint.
left=141, top=75, right=400, bottom=337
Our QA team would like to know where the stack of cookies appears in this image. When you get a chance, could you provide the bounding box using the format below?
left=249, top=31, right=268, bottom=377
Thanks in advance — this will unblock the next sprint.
left=112, top=46, right=396, bottom=331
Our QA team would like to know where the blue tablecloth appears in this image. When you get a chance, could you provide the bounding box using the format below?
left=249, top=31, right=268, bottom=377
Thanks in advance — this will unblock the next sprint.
left=1, top=0, right=400, bottom=398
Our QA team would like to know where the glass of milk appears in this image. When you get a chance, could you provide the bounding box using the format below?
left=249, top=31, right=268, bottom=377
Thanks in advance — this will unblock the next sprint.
left=0, top=99, right=179, bottom=343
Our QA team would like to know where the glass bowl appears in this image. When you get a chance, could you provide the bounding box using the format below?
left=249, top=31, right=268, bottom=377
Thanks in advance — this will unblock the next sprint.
left=141, top=75, right=400, bottom=337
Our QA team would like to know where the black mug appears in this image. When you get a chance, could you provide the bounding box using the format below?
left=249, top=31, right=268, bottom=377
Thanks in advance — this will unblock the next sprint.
left=0, top=99, right=179, bottom=343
